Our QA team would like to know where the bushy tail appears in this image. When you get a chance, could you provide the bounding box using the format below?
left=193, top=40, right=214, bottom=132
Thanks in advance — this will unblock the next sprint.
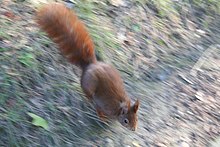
left=36, top=3, right=96, bottom=68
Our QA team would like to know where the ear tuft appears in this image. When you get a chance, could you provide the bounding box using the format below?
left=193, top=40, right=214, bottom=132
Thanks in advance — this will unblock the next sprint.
left=133, top=99, right=139, bottom=113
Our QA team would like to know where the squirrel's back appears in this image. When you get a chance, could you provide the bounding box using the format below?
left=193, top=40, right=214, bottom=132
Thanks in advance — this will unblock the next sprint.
left=36, top=3, right=139, bottom=131
left=36, top=3, right=96, bottom=68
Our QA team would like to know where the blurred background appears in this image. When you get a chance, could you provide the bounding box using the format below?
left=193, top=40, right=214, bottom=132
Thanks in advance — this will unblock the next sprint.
left=0, top=0, right=220, bottom=146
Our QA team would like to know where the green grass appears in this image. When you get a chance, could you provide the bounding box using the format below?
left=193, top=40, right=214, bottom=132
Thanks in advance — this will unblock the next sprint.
left=18, top=52, right=36, bottom=67
left=0, top=28, right=11, bottom=40
left=0, top=47, right=10, bottom=52
left=0, top=0, right=220, bottom=146
left=75, top=0, right=120, bottom=61
left=0, top=1, right=115, bottom=146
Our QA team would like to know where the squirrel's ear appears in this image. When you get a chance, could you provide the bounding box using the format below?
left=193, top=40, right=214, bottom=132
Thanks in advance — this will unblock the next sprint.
left=133, top=99, right=139, bottom=113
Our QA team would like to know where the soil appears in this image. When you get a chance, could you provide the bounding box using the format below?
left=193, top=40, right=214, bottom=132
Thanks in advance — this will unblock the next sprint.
left=0, top=0, right=220, bottom=147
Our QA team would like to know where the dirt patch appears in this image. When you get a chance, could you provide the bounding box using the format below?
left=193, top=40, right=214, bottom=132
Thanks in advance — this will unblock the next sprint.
left=0, top=0, right=220, bottom=146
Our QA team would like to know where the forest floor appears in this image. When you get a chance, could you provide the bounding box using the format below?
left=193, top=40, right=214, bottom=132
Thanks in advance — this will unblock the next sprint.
left=0, top=0, right=220, bottom=146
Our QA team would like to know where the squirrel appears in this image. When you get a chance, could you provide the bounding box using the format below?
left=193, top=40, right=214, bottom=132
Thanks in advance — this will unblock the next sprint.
left=36, top=3, right=139, bottom=131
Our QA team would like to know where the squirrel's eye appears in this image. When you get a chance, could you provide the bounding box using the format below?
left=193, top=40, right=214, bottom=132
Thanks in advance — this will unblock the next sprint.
left=124, top=118, right=129, bottom=124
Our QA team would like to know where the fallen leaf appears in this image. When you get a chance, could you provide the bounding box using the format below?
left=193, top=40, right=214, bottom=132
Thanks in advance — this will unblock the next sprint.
left=195, top=91, right=205, bottom=102
left=108, top=0, right=125, bottom=7
left=3, top=11, right=15, bottom=19
left=28, top=113, right=49, bottom=130
left=155, top=142, right=167, bottom=147
left=132, top=141, right=140, bottom=147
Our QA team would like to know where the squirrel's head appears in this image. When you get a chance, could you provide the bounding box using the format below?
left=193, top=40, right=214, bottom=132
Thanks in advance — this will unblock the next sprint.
left=118, top=99, right=139, bottom=131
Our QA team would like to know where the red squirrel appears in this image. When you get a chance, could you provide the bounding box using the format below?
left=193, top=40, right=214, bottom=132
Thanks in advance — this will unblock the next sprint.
left=36, top=3, right=139, bottom=131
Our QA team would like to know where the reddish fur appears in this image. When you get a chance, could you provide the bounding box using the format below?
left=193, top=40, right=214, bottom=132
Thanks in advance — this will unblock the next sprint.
left=36, top=3, right=139, bottom=131
left=36, top=3, right=96, bottom=67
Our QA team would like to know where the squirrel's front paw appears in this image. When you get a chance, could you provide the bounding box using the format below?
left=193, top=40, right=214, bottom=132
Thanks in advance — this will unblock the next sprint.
left=96, top=109, right=107, bottom=122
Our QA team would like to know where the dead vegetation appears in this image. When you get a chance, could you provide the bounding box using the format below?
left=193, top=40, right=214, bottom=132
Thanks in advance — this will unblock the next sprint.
left=0, top=0, right=220, bottom=146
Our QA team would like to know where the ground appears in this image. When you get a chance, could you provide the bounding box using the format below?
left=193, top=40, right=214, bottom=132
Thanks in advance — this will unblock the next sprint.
left=0, top=0, right=220, bottom=146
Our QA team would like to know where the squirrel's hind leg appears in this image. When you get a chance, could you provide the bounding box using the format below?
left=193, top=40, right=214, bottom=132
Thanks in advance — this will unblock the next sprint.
left=81, top=69, right=97, bottom=101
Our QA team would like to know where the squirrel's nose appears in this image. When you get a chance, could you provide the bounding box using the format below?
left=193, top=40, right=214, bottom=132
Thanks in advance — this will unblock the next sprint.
left=131, top=125, right=137, bottom=131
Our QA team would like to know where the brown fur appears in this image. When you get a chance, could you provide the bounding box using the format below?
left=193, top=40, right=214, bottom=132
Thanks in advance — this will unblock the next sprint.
left=36, top=3, right=139, bottom=131
left=36, top=3, right=96, bottom=67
